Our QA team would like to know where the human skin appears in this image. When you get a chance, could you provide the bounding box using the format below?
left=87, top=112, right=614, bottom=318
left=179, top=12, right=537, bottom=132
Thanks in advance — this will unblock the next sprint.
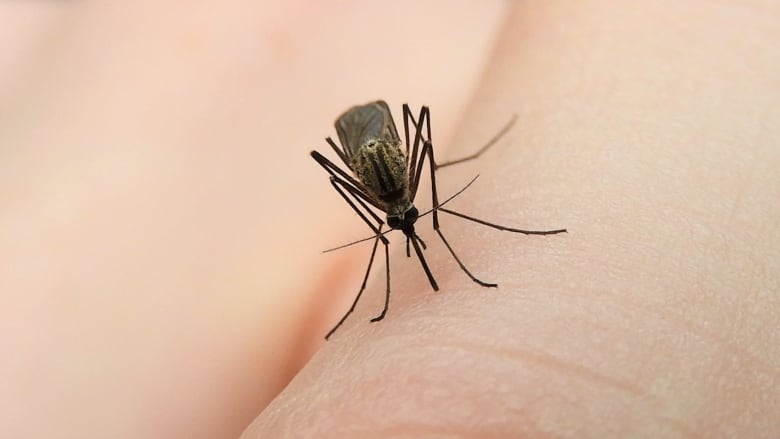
left=2, top=1, right=779, bottom=438
left=244, top=1, right=780, bottom=438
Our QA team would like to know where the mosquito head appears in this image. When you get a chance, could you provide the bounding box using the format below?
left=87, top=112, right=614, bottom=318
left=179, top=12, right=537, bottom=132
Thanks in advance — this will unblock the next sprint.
left=387, top=205, right=419, bottom=237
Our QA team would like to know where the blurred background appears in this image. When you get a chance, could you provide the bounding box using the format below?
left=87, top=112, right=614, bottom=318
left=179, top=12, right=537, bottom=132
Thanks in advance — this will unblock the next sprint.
left=0, top=1, right=510, bottom=437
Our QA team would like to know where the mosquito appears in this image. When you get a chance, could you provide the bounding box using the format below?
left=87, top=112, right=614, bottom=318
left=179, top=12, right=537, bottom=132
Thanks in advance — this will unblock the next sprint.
left=311, top=101, right=566, bottom=339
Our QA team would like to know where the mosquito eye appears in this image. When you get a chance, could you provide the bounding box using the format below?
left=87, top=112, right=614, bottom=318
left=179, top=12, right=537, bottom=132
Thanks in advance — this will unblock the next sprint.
left=387, top=216, right=402, bottom=229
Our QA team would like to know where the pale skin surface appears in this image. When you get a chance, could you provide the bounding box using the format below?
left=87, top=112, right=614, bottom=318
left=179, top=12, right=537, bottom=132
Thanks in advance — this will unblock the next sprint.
left=1, top=1, right=778, bottom=438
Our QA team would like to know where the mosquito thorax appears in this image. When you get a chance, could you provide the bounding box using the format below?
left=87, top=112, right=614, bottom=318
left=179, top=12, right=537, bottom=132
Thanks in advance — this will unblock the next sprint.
left=350, top=138, right=409, bottom=206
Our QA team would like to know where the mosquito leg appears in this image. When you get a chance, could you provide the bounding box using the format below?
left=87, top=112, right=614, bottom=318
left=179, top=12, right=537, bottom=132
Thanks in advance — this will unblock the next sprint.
left=326, top=232, right=382, bottom=339
left=321, top=176, right=393, bottom=339
left=417, top=139, right=497, bottom=287
left=329, top=178, right=395, bottom=326
left=402, top=104, right=412, bottom=159
left=435, top=228, right=496, bottom=288
left=411, top=140, right=440, bottom=220
left=438, top=207, right=567, bottom=235
left=311, top=150, right=382, bottom=210
left=405, top=105, right=430, bottom=192
left=435, top=114, right=518, bottom=169
left=370, top=241, right=392, bottom=322
left=325, top=137, right=350, bottom=168
left=330, top=177, right=385, bottom=237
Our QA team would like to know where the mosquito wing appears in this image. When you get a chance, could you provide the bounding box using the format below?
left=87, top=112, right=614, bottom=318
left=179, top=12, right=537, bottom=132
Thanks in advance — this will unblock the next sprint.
left=335, top=100, right=401, bottom=160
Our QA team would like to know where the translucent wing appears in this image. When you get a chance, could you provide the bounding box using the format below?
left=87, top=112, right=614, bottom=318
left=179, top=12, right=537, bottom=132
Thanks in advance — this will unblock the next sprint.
left=335, top=100, right=401, bottom=160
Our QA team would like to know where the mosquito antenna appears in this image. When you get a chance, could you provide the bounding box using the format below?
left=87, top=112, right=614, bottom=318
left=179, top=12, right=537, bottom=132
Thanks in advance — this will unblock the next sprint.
left=323, top=229, right=394, bottom=253
left=322, top=174, right=481, bottom=253
left=417, top=174, right=480, bottom=219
